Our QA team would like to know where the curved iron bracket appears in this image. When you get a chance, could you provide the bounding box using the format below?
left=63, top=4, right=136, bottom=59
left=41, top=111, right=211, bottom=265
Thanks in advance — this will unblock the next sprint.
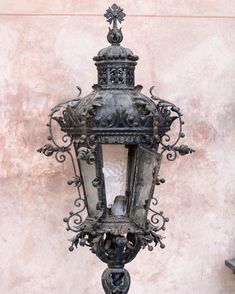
left=37, top=87, right=87, bottom=232
left=150, top=86, right=195, bottom=161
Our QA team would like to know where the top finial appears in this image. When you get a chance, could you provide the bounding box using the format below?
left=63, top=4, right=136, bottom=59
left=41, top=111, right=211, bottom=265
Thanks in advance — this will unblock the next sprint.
left=104, top=4, right=126, bottom=45
left=104, top=3, right=126, bottom=25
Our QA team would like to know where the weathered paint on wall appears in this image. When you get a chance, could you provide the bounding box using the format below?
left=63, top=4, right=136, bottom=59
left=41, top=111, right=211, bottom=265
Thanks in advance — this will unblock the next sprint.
left=0, top=1, right=235, bottom=293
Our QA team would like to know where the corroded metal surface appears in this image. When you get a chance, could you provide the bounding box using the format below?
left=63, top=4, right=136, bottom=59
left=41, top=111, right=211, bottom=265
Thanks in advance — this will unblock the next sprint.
left=38, top=3, right=194, bottom=294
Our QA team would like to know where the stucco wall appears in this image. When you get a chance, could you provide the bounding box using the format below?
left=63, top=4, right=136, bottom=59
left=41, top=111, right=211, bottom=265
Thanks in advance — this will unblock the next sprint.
left=0, top=1, right=235, bottom=293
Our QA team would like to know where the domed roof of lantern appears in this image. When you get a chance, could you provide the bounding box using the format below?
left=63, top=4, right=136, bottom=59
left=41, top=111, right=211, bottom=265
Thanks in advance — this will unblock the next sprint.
left=57, top=4, right=162, bottom=147
left=45, top=4, right=193, bottom=156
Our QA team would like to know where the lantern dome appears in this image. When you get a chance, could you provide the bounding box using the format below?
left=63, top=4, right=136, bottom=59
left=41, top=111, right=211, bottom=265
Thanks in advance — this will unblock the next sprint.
left=95, top=45, right=138, bottom=61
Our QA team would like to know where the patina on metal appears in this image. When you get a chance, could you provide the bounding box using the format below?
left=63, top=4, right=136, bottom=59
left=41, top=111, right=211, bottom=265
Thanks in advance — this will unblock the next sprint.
left=38, top=4, right=194, bottom=293
left=225, top=258, right=235, bottom=273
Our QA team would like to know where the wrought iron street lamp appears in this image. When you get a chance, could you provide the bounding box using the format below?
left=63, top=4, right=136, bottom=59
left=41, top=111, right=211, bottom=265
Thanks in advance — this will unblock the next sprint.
left=38, top=4, right=194, bottom=293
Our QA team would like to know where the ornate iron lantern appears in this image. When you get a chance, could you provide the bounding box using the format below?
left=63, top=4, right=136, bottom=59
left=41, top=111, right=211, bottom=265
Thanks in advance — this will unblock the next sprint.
left=38, top=4, right=194, bottom=293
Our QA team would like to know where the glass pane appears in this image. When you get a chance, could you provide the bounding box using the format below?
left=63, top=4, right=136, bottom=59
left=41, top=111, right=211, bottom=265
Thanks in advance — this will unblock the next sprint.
left=129, top=145, right=162, bottom=228
left=76, top=145, right=105, bottom=218
left=102, top=144, right=128, bottom=212
left=79, top=158, right=99, bottom=218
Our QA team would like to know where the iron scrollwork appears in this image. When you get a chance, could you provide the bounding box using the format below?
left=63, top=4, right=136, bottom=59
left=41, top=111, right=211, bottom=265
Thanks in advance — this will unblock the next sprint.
left=150, top=86, right=195, bottom=161
left=77, top=147, right=96, bottom=164
left=98, top=66, right=108, bottom=85
left=110, top=68, right=124, bottom=85
left=63, top=197, right=86, bottom=233
left=37, top=87, right=87, bottom=233
left=37, top=86, right=81, bottom=165
left=37, top=3, right=195, bottom=294
left=148, top=197, right=169, bottom=244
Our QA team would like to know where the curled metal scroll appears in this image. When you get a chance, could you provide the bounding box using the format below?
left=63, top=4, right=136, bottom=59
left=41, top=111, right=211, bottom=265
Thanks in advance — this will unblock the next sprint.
left=150, top=86, right=194, bottom=161
left=63, top=199, right=86, bottom=233
left=75, top=134, right=98, bottom=149
left=47, top=86, right=82, bottom=149
left=63, top=174, right=86, bottom=233
left=148, top=197, right=169, bottom=233
left=37, top=86, right=87, bottom=231
left=38, top=86, right=82, bottom=158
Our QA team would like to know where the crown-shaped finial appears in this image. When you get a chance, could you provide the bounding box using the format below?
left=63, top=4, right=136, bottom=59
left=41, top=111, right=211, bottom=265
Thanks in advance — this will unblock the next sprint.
left=104, top=4, right=126, bottom=45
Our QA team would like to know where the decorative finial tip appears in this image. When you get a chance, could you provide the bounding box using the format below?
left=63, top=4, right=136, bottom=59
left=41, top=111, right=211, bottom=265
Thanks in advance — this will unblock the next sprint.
left=104, top=4, right=126, bottom=25
left=104, top=4, right=126, bottom=45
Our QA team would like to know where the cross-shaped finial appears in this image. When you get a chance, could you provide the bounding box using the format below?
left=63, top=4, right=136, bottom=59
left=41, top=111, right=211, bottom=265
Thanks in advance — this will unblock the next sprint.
left=104, top=4, right=126, bottom=25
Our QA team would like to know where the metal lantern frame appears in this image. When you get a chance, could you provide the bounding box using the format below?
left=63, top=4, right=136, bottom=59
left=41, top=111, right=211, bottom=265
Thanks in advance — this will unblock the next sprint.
left=38, top=4, right=194, bottom=294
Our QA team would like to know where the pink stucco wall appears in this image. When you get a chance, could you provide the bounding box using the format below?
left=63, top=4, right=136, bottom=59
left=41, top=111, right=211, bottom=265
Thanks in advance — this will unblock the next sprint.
left=0, top=1, right=235, bottom=293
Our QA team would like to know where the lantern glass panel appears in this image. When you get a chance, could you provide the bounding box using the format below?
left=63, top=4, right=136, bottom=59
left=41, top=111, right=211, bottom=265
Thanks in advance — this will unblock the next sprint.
left=77, top=145, right=105, bottom=218
left=129, top=145, right=162, bottom=228
left=102, top=144, right=128, bottom=211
